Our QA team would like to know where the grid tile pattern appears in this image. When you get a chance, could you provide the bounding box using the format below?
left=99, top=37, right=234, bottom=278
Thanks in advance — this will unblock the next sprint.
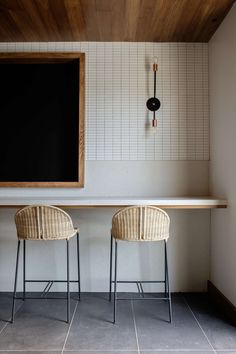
left=0, top=293, right=235, bottom=353
left=0, top=42, right=209, bottom=161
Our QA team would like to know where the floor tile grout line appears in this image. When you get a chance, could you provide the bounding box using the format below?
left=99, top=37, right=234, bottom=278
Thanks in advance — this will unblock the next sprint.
left=135, top=350, right=214, bottom=352
left=0, top=320, right=9, bottom=337
left=0, top=350, right=217, bottom=352
left=134, top=350, right=215, bottom=352
left=131, top=299, right=140, bottom=354
left=60, top=350, right=138, bottom=353
left=0, top=351, right=63, bottom=352
left=183, top=296, right=217, bottom=354
left=9, top=350, right=139, bottom=353
left=0, top=300, right=25, bottom=337
left=61, top=301, right=78, bottom=354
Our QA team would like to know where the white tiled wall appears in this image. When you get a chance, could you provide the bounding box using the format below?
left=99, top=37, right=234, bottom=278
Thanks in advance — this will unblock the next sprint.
left=0, top=42, right=209, bottom=161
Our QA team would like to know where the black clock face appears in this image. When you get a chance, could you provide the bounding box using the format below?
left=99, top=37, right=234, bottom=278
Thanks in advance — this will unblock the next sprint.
left=146, top=97, right=161, bottom=112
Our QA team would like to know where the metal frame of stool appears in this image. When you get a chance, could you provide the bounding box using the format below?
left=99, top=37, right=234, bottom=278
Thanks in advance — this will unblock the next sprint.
left=11, top=231, right=81, bottom=324
left=109, top=234, right=172, bottom=324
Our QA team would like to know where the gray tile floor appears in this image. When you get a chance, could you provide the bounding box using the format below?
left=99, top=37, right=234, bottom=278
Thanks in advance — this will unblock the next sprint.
left=0, top=292, right=235, bottom=353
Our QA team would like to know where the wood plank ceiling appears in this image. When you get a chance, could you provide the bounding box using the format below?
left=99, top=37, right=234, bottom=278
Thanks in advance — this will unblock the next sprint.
left=0, top=0, right=234, bottom=42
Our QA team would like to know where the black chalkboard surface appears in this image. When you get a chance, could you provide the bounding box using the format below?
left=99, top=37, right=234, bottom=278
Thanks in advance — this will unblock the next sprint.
left=0, top=53, right=85, bottom=187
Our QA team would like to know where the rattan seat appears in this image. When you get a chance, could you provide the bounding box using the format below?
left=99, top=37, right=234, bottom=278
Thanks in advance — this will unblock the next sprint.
left=109, top=205, right=172, bottom=323
left=11, top=205, right=81, bottom=324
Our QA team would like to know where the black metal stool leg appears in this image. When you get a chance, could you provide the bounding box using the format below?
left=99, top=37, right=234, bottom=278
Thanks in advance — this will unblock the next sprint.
left=164, top=240, right=167, bottom=297
left=109, top=233, right=113, bottom=301
left=23, top=240, right=26, bottom=301
left=66, top=239, right=70, bottom=324
left=165, top=240, right=172, bottom=323
left=11, top=240, right=21, bottom=323
left=77, top=232, right=81, bottom=301
left=113, top=240, right=118, bottom=324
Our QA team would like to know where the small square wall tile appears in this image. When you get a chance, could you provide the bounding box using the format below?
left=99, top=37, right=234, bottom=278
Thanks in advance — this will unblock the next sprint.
left=1, top=41, right=208, bottom=161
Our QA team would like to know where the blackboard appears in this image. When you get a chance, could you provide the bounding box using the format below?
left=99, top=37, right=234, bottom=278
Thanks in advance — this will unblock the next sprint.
left=0, top=53, right=85, bottom=187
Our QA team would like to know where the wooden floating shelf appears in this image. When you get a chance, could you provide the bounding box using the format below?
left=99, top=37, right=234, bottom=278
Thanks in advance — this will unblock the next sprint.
left=0, top=197, right=227, bottom=209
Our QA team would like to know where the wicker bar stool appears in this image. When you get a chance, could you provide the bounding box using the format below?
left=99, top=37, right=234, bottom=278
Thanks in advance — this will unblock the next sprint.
left=11, top=205, right=81, bottom=324
left=109, top=205, right=172, bottom=324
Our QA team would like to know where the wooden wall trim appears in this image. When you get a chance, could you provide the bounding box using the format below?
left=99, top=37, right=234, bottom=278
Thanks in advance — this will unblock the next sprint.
left=0, top=52, right=85, bottom=188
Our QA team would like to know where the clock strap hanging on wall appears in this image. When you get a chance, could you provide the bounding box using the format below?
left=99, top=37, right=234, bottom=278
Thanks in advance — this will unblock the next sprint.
left=146, top=57, right=160, bottom=128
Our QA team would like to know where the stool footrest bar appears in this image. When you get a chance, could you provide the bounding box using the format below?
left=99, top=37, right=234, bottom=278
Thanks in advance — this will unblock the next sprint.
left=14, top=296, right=79, bottom=300
left=25, top=280, right=79, bottom=283
left=117, top=297, right=171, bottom=301
left=112, top=280, right=165, bottom=283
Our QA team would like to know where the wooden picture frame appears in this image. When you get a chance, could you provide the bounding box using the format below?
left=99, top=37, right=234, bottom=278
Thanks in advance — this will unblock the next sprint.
left=0, top=52, right=85, bottom=188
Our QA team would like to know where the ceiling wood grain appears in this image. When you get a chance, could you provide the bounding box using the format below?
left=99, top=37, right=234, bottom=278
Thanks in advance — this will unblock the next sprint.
left=0, top=0, right=234, bottom=42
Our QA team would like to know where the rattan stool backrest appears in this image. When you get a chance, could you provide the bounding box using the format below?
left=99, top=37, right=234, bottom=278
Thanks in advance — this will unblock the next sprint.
left=111, top=205, right=170, bottom=241
left=15, top=205, right=77, bottom=240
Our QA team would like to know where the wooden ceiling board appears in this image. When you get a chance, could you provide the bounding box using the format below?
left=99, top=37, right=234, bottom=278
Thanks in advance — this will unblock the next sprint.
left=0, top=0, right=234, bottom=42
left=135, top=0, right=156, bottom=42
left=79, top=0, right=100, bottom=41
left=110, top=0, right=126, bottom=41
left=36, top=0, right=70, bottom=41
left=64, top=0, right=87, bottom=41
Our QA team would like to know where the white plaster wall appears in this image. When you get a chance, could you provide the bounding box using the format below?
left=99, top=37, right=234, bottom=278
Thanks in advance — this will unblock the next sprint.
left=0, top=42, right=210, bottom=292
left=209, top=4, right=236, bottom=304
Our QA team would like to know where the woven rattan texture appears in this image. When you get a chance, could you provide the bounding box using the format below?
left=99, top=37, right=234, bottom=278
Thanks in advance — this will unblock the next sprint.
left=111, top=206, right=170, bottom=242
left=15, top=205, right=77, bottom=240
